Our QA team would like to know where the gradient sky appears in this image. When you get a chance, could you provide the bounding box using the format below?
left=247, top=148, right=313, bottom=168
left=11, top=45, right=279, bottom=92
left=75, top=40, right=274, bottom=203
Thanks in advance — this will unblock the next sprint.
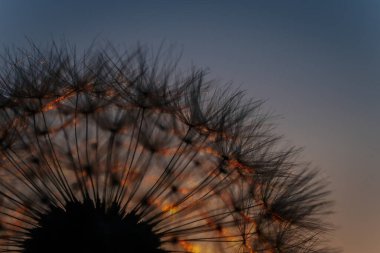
left=1, top=1, right=379, bottom=252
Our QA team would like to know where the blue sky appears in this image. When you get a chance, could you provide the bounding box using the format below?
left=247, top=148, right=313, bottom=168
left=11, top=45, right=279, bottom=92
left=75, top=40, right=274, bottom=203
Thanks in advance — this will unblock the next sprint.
left=1, top=1, right=380, bottom=252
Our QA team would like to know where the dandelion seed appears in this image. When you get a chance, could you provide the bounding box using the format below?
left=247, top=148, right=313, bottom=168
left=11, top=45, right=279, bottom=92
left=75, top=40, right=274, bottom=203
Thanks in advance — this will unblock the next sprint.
left=0, top=42, right=334, bottom=253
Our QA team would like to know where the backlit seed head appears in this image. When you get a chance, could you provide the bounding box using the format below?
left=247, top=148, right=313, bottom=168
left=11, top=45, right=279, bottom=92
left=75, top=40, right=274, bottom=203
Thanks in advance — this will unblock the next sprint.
left=0, top=42, right=334, bottom=253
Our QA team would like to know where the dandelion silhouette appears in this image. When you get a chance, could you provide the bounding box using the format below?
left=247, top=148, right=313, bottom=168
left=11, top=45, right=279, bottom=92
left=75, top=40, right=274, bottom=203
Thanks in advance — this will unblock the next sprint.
left=0, top=43, right=333, bottom=253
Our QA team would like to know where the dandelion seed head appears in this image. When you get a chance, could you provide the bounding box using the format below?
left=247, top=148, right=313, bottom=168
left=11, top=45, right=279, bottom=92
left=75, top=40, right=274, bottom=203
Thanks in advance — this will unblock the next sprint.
left=0, top=42, right=334, bottom=253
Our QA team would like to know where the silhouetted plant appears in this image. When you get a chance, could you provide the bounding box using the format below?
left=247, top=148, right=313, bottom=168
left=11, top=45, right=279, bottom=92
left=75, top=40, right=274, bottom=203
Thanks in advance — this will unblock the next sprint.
left=0, top=42, right=333, bottom=253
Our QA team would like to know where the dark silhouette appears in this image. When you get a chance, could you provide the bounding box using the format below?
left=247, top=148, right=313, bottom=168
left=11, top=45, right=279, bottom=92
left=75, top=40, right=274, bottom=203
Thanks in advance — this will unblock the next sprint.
left=0, top=42, right=334, bottom=252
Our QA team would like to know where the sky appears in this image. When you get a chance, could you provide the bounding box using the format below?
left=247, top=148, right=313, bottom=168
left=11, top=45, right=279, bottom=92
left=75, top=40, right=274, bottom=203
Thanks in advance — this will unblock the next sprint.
left=1, top=1, right=379, bottom=252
